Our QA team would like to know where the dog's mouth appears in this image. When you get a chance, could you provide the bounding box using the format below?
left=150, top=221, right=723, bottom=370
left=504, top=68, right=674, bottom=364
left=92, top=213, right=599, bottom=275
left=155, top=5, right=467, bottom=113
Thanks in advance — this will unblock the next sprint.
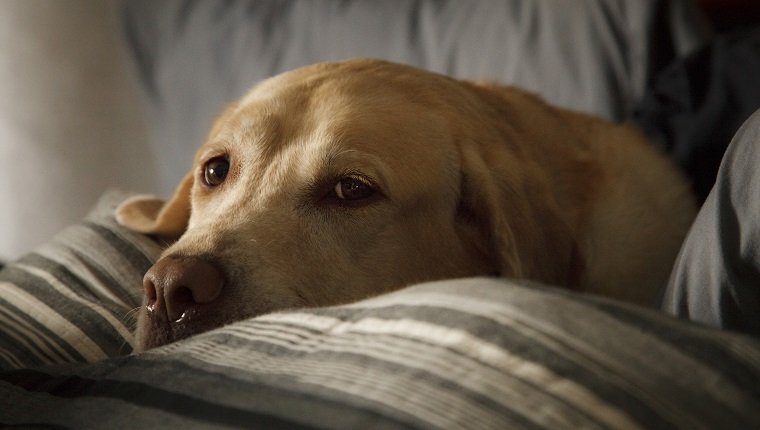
left=135, top=305, right=232, bottom=352
left=134, top=290, right=292, bottom=352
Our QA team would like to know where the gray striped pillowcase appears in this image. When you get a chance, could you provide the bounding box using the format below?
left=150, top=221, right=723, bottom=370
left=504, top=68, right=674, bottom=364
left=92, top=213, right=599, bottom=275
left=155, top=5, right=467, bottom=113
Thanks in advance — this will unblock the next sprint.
left=1, top=191, right=760, bottom=429
left=0, top=191, right=161, bottom=369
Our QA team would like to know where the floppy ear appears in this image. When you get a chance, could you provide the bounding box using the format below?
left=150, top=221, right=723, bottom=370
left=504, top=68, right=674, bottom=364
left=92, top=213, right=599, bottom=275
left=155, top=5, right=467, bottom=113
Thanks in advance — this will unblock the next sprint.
left=115, top=172, right=194, bottom=240
left=115, top=103, right=239, bottom=240
left=458, top=142, right=580, bottom=287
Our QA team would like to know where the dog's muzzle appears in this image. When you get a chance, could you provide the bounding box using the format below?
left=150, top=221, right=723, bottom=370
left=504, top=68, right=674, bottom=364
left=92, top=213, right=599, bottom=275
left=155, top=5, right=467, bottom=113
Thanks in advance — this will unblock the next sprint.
left=140, top=255, right=225, bottom=346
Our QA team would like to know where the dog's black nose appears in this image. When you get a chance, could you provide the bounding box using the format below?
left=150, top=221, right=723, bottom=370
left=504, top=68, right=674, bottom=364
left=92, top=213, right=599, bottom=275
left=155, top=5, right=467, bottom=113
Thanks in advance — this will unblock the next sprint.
left=143, top=255, right=224, bottom=323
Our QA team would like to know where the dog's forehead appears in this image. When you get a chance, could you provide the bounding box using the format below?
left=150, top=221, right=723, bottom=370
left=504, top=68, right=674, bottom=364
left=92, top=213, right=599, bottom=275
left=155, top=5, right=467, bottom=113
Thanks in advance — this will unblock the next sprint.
left=188, top=62, right=466, bottom=227
left=239, top=60, right=425, bottom=103
left=237, top=59, right=462, bottom=115
left=214, top=68, right=453, bottom=157
left=199, top=60, right=464, bottom=192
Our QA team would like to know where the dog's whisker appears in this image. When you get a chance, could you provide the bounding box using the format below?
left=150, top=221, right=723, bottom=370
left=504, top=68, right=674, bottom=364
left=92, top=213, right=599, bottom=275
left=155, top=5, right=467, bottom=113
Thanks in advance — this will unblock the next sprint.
left=118, top=307, right=141, bottom=354
left=123, top=306, right=142, bottom=324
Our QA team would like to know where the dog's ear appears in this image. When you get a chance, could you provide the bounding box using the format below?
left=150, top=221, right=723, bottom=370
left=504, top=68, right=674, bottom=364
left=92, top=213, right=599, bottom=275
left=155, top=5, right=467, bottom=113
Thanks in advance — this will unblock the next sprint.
left=115, top=103, right=238, bottom=240
left=115, top=172, right=194, bottom=240
left=457, top=144, right=524, bottom=278
left=457, top=141, right=579, bottom=287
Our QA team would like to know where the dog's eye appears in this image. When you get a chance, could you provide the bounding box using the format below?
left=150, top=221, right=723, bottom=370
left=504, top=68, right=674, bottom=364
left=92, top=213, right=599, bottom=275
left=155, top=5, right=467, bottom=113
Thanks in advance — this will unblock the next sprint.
left=203, top=157, right=229, bottom=187
left=334, top=176, right=375, bottom=201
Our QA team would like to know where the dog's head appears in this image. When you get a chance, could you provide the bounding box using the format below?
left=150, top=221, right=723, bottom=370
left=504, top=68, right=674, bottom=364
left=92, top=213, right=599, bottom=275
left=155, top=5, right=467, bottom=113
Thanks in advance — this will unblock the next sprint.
left=118, top=59, right=585, bottom=351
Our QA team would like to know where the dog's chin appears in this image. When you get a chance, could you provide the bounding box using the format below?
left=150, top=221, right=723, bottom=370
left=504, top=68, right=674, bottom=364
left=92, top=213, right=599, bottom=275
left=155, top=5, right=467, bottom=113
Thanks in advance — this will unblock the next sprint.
left=133, top=308, right=234, bottom=352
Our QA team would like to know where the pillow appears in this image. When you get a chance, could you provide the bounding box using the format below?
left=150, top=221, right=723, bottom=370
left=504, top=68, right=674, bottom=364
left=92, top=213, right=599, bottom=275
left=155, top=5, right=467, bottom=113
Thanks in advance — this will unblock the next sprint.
left=0, top=191, right=162, bottom=369
left=1, top=191, right=759, bottom=428
left=120, top=0, right=712, bottom=198
left=2, top=277, right=760, bottom=428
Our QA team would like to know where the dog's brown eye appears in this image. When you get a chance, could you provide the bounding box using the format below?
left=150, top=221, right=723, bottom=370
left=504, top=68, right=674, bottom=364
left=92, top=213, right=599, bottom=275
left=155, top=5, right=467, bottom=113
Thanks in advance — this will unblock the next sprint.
left=203, top=157, right=229, bottom=187
left=334, top=176, right=375, bottom=201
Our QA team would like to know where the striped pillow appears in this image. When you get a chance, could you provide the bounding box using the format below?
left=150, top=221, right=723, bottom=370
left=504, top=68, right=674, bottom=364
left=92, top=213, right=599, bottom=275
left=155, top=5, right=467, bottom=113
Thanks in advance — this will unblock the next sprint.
left=1, top=191, right=760, bottom=428
left=0, top=191, right=162, bottom=369
left=2, top=278, right=760, bottom=428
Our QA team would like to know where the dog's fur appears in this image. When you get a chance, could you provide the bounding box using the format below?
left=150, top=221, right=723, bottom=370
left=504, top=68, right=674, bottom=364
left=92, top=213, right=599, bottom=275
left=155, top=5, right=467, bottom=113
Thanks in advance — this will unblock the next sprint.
left=117, top=58, right=697, bottom=351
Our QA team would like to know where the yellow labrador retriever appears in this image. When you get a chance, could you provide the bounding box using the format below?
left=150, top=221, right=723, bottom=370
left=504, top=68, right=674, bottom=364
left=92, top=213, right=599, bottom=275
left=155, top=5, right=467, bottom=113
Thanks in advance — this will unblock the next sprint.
left=117, top=58, right=697, bottom=351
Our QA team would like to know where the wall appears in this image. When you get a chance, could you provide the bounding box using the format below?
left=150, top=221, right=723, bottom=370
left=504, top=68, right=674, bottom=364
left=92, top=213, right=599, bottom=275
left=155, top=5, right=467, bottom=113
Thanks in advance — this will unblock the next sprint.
left=0, top=0, right=154, bottom=259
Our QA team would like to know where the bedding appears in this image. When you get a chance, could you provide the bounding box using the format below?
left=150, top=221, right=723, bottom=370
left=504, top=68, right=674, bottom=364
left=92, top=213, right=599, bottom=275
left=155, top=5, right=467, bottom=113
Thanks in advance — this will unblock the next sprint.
left=2, top=191, right=760, bottom=428
left=0, top=191, right=160, bottom=369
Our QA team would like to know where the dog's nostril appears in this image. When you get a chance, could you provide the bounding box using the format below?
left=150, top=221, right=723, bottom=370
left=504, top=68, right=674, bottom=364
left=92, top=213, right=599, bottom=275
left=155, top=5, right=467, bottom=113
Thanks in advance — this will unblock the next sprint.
left=166, top=285, right=195, bottom=322
left=170, top=286, right=194, bottom=306
left=143, top=279, right=158, bottom=312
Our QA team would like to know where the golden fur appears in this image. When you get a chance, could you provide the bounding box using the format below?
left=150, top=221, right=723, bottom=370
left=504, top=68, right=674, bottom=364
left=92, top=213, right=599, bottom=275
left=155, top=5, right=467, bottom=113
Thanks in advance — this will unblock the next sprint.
left=117, top=59, right=697, bottom=350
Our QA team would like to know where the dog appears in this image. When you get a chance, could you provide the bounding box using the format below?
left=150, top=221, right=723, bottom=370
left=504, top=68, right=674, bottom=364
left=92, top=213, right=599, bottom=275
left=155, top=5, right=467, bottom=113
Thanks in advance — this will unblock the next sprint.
left=116, top=58, right=697, bottom=351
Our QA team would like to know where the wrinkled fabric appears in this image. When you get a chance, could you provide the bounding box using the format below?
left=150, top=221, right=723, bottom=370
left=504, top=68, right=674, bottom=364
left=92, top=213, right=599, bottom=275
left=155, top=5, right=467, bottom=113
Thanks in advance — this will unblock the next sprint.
left=664, top=108, right=760, bottom=337
left=636, top=28, right=760, bottom=202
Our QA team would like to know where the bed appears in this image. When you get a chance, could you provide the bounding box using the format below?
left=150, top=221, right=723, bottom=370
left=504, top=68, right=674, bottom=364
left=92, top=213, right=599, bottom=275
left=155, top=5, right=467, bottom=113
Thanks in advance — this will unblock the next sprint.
left=2, top=1, right=760, bottom=428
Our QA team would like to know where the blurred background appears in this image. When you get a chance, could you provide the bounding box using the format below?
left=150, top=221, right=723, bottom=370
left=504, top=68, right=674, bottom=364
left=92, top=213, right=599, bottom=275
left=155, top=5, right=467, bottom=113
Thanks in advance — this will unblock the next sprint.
left=0, top=0, right=758, bottom=261
left=0, top=0, right=151, bottom=259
